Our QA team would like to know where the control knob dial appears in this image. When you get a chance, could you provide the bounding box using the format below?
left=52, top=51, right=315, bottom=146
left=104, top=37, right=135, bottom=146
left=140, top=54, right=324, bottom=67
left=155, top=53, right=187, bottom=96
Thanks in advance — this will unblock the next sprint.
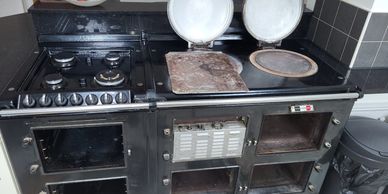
left=22, top=94, right=36, bottom=108
left=100, top=93, right=113, bottom=104
left=85, top=94, right=99, bottom=105
left=70, top=93, right=83, bottom=106
left=54, top=93, right=68, bottom=106
left=115, top=92, right=128, bottom=104
left=39, top=94, right=52, bottom=107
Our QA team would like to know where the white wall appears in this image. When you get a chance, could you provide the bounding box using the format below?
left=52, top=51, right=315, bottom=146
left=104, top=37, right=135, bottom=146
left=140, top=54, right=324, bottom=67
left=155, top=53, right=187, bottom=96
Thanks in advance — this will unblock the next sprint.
left=351, top=94, right=388, bottom=120
left=0, top=0, right=34, bottom=18
left=342, top=0, right=388, bottom=12
left=342, top=0, right=374, bottom=11
left=306, top=0, right=316, bottom=10
left=0, top=134, right=19, bottom=194
left=0, top=0, right=25, bottom=17
left=371, top=0, right=388, bottom=13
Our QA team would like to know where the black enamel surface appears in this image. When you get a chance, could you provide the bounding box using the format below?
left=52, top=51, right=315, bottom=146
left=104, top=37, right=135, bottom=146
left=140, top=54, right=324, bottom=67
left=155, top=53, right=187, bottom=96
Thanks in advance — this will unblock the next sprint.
left=149, top=39, right=358, bottom=100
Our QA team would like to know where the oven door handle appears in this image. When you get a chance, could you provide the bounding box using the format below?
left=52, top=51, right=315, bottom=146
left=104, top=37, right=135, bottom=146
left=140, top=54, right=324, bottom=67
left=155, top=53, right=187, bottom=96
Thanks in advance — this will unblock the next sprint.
left=0, top=103, right=150, bottom=117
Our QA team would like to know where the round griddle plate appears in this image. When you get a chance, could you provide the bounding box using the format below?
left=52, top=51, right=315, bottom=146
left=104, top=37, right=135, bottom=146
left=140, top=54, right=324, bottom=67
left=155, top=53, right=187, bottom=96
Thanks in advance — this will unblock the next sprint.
left=249, top=49, right=318, bottom=78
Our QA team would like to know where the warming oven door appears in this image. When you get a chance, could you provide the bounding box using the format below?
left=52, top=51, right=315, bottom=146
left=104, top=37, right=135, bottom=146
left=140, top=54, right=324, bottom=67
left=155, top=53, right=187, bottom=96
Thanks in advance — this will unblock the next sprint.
left=251, top=100, right=352, bottom=157
left=156, top=106, right=256, bottom=194
left=0, top=112, right=151, bottom=194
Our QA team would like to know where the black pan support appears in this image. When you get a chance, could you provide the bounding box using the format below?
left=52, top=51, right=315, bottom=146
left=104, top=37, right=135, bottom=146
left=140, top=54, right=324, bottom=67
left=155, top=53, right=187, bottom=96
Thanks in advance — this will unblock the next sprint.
left=0, top=96, right=356, bottom=194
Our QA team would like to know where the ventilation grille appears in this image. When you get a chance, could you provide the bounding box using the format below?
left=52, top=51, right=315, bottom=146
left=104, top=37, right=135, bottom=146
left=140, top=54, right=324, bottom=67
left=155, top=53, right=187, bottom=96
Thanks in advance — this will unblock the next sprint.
left=173, top=121, right=246, bottom=162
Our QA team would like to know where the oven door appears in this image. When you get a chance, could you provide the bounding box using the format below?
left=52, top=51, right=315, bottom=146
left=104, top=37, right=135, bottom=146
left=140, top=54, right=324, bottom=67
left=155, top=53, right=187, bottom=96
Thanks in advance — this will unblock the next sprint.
left=251, top=100, right=352, bottom=158
left=0, top=112, right=151, bottom=194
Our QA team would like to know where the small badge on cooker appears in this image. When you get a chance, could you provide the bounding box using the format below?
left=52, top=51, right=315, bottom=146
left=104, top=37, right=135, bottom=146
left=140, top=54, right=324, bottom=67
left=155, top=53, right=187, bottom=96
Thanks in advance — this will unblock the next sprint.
left=290, top=105, right=315, bottom=113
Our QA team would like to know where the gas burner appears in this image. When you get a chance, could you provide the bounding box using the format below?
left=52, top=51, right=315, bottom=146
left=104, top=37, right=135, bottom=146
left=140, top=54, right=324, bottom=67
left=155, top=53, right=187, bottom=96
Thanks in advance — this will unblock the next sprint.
left=104, top=53, right=122, bottom=68
left=51, top=52, right=77, bottom=70
left=94, top=69, right=126, bottom=87
left=43, top=73, right=66, bottom=90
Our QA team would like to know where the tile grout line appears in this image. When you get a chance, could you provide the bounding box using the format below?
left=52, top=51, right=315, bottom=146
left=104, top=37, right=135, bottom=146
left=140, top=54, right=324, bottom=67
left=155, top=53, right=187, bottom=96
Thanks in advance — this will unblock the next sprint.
left=361, top=70, right=372, bottom=90
left=312, top=0, right=327, bottom=41
left=324, top=28, right=334, bottom=50
left=339, top=8, right=359, bottom=61
left=350, top=11, right=372, bottom=68
left=312, top=16, right=320, bottom=41
left=339, top=37, right=350, bottom=62
left=363, top=41, right=388, bottom=43
left=315, top=16, right=358, bottom=40
left=348, top=8, right=359, bottom=36
left=325, top=1, right=341, bottom=50
left=318, top=0, right=326, bottom=18
left=370, top=25, right=388, bottom=68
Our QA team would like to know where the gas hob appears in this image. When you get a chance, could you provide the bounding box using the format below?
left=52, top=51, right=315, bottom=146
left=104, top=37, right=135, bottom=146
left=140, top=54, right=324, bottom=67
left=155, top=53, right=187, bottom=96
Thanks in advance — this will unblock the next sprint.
left=9, top=44, right=149, bottom=109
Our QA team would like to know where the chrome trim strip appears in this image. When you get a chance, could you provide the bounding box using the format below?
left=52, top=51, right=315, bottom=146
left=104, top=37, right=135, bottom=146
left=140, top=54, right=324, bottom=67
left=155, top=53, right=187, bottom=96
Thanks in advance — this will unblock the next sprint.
left=156, top=93, right=360, bottom=108
left=0, top=103, right=150, bottom=117
left=0, top=93, right=360, bottom=117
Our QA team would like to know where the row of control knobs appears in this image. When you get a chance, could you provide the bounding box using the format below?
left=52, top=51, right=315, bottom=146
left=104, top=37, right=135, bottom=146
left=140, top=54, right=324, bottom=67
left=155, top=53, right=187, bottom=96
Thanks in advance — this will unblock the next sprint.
left=22, top=92, right=129, bottom=108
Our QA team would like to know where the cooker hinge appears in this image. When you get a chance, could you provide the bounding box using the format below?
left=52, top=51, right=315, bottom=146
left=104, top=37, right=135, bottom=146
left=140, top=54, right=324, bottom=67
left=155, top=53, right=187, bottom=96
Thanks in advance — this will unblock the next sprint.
left=188, top=41, right=214, bottom=50
left=258, top=41, right=282, bottom=49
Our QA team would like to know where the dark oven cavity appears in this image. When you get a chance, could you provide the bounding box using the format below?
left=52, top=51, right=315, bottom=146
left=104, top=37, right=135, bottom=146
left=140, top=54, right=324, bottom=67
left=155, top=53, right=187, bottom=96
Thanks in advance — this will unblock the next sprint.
left=33, top=124, right=124, bottom=173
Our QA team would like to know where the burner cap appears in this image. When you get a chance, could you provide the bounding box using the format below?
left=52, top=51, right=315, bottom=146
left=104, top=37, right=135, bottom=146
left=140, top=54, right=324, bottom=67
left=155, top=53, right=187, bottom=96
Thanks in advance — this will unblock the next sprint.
left=94, top=70, right=126, bottom=87
left=104, top=53, right=122, bottom=68
left=53, top=52, right=75, bottom=63
left=52, top=52, right=76, bottom=69
left=105, top=53, right=121, bottom=62
left=43, top=73, right=66, bottom=90
left=45, top=73, right=63, bottom=85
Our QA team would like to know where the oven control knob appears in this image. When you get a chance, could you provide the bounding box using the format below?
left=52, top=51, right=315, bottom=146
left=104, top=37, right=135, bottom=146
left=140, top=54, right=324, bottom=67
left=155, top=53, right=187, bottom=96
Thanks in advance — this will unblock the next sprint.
left=115, top=92, right=128, bottom=104
left=100, top=93, right=113, bottom=105
left=54, top=93, right=67, bottom=106
left=85, top=94, right=99, bottom=105
left=39, top=94, right=52, bottom=107
left=22, top=94, right=36, bottom=108
left=70, top=93, right=83, bottom=106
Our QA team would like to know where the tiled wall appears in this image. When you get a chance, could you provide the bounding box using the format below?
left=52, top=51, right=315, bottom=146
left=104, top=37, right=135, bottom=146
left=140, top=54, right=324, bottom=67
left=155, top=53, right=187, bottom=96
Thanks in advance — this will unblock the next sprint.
left=353, top=13, right=388, bottom=68
left=307, top=0, right=368, bottom=67
left=309, top=0, right=388, bottom=69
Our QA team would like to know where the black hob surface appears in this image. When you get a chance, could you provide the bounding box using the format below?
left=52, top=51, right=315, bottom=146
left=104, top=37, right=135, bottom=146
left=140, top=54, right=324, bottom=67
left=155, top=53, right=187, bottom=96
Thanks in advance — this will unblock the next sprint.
left=1, top=38, right=360, bottom=106
left=149, top=39, right=359, bottom=100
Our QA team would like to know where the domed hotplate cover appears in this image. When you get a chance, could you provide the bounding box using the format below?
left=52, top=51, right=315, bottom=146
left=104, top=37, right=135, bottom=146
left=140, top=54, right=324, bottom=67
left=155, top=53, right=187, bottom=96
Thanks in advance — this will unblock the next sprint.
left=243, top=0, right=304, bottom=43
left=243, top=0, right=318, bottom=78
left=66, top=0, right=106, bottom=7
left=167, top=0, right=234, bottom=45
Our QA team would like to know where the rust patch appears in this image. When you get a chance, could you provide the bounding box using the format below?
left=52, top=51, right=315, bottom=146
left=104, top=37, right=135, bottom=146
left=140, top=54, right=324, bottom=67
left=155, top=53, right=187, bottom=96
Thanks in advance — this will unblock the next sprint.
left=166, top=51, right=248, bottom=94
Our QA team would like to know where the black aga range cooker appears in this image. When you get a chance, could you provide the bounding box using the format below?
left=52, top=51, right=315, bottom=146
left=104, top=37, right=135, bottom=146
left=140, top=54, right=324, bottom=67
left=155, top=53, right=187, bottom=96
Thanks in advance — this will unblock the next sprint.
left=0, top=1, right=361, bottom=194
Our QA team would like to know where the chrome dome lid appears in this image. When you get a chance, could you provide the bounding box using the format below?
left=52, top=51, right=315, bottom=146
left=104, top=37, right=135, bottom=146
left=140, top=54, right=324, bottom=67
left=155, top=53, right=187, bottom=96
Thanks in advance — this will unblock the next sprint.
left=167, top=0, right=234, bottom=45
left=243, top=0, right=304, bottom=43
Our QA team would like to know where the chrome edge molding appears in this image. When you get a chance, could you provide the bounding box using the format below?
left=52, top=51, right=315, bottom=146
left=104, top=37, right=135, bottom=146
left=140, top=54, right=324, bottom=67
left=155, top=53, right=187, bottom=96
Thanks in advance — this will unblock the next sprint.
left=0, top=93, right=360, bottom=117
left=156, top=93, right=360, bottom=108
left=0, top=103, right=150, bottom=117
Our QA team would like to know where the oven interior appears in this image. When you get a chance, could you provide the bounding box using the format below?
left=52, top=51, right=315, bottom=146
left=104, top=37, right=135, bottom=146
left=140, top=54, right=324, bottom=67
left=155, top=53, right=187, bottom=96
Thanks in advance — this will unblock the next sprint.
left=249, top=162, right=314, bottom=194
left=171, top=167, right=239, bottom=194
left=33, top=125, right=124, bottom=173
left=47, top=178, right=127, bottom=194
left=256, top=113, right=332, bottom=154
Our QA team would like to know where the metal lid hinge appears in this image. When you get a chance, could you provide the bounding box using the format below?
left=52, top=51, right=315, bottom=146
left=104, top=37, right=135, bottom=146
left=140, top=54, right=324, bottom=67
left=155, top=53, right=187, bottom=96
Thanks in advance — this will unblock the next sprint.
left=258, top=41, right=282, bottom=50
left=188, top=41, right=214, bottom=51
